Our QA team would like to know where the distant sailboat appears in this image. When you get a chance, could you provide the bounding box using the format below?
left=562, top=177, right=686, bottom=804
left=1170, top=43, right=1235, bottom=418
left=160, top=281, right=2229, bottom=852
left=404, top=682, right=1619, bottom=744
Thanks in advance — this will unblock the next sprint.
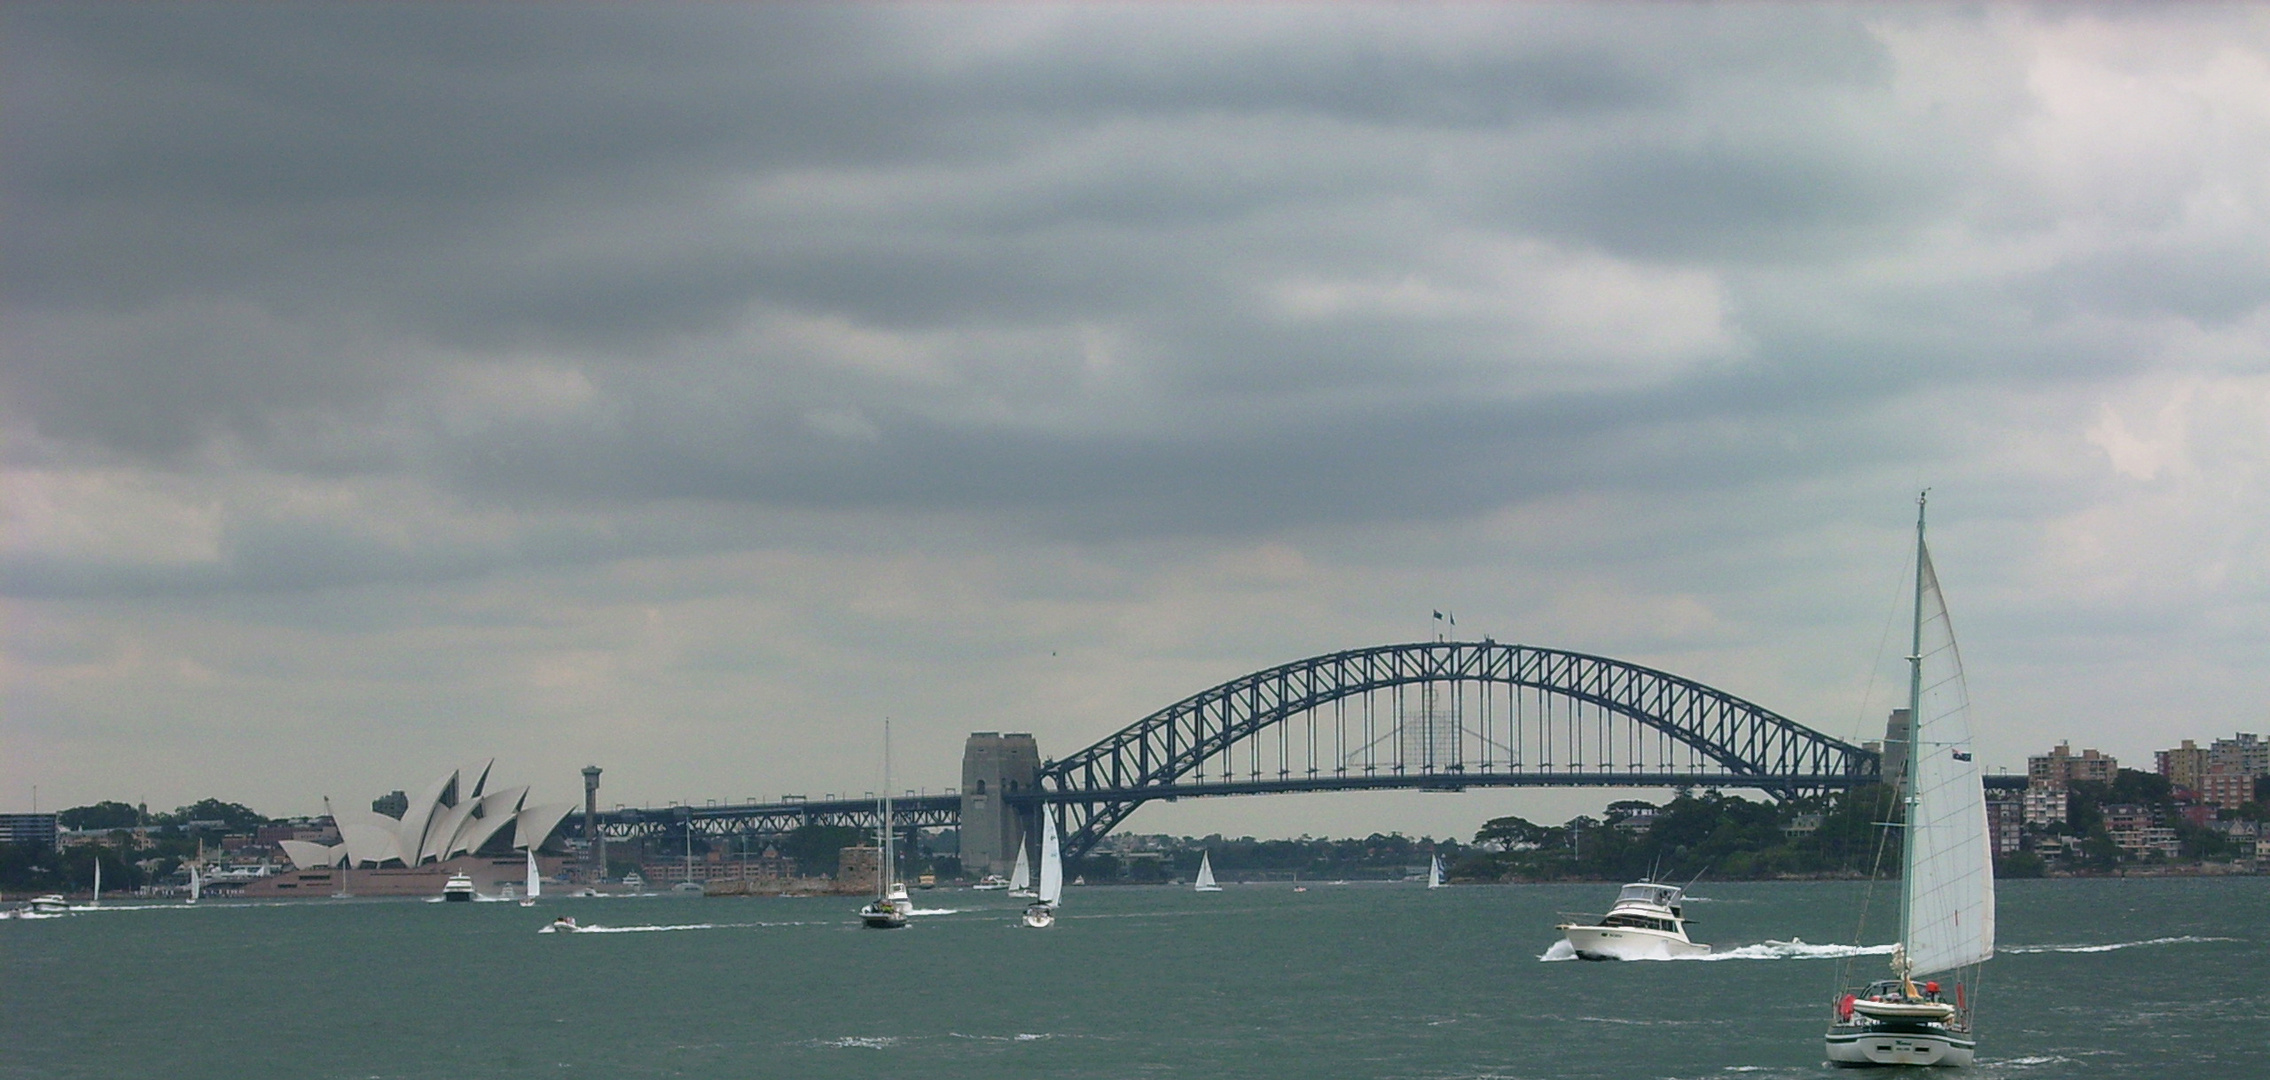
left=187, top=864, right=202, bottom=904
left=860, top=720, right=910, bottom=929
left=1194, top=851, right=1222, bottom=892
left=1427, top=854, right=1445, bottom=889
left=1007, top=842, right=1035, bottom=898
left=520, top=849, right=541, bottom=907
left=1825, top=494, right=1996, bottom=1067
left=91, top=860, right=101, bottom=906
left=1021, top=810, right=1063, bottom=929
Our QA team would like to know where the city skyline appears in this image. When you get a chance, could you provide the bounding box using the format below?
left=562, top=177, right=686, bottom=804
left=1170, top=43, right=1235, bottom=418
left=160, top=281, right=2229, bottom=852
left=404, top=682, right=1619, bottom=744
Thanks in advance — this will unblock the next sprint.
left=5, top=6, right=2269, bottom=841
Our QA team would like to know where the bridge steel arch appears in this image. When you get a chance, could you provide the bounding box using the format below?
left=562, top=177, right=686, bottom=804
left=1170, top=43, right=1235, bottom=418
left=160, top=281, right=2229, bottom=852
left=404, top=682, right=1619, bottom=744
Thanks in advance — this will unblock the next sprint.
left=1034, top=641, right=1879, bottom=859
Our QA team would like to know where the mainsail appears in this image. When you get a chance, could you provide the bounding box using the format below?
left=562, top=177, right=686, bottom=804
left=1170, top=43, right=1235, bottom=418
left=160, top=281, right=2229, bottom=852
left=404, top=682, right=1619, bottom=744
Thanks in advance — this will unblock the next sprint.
left=1008, top=842, right=1032, bottom=892
left=1038, top=811, right=1064, bottom=907
left=1899, top=539, right=1996, bottom=977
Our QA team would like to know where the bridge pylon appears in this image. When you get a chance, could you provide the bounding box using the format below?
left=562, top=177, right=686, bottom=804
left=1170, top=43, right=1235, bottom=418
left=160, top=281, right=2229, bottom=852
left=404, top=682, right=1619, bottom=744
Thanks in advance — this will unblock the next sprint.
left=959, top=732, right=1040, bottom=877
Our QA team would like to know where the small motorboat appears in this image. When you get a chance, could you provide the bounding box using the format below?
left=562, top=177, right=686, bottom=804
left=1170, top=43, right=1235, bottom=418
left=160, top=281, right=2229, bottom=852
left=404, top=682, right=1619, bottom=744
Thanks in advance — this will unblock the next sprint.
left=971, top=875, right=1010, bottom=891
left=1555, top=881, right=1710, bottom=961
left=541, top=915, right=583, bottom=933
left=441, top=873, right=477, bottom=902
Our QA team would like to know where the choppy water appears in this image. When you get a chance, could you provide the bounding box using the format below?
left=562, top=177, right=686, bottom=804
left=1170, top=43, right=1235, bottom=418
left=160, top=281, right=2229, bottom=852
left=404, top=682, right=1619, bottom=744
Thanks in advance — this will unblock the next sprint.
left=3, top=877, right=2262, bottom=1079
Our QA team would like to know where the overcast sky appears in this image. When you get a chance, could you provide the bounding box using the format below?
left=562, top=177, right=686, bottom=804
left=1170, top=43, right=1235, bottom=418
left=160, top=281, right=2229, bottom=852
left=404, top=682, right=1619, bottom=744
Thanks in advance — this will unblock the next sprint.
left=4, top=4, right=2267, bottom=839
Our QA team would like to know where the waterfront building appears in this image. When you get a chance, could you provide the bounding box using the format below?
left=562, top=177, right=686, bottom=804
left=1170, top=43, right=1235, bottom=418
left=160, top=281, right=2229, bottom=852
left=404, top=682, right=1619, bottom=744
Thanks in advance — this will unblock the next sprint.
left=277, top=760, right=574, bottom=871
left=0, top=812, right=60, bottom=849
left=1985, top=796, right=2023, bottom=855
left=2021, top=783, right=2067, bottom=827
left=2028, top=742, right=2116, bottom=787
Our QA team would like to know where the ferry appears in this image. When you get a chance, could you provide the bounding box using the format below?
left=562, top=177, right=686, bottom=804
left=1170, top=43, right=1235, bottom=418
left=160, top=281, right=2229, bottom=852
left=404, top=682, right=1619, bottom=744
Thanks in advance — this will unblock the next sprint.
left=1556, top=881, right=1710, bottom=960
left=441, top=873, right=477, bottom=902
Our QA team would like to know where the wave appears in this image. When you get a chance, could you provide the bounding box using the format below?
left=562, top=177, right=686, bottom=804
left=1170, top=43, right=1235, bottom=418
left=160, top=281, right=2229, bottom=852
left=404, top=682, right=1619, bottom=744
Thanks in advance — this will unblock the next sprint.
left=1680, top=940, right=1897, bottom=962
left=2001, top=935, right=2237, bottom=954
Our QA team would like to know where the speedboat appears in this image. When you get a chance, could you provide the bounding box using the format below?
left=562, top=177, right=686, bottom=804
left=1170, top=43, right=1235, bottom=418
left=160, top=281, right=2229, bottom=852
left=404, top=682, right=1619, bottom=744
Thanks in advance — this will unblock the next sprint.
left=971, top=875, right=1010, bottom=891
left=541, top=915, right=583, bottom=933
left=1555, top=881, right=1710, bottom=960
left=441, top=873, right=477, bottom=902
left=29, top=894, right=71, bottom=914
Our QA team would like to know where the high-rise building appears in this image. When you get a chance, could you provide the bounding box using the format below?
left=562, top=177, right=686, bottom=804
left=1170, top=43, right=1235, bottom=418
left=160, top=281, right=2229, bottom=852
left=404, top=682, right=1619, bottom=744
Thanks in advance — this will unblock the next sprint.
left=2021, top=783, right=2067, bottom=827
left=2028, top=742, right=2117, bottom=787
left=2208, top=733, right=2266, bottom=778
left=1985, top=796, right=2023, bottom=855
left=2157, top=740, right=2209, bottom=794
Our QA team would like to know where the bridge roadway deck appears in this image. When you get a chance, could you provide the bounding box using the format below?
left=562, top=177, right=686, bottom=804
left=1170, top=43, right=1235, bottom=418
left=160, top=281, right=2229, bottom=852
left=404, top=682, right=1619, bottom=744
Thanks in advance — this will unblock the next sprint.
left=585, top=772, right=2017, bottom=839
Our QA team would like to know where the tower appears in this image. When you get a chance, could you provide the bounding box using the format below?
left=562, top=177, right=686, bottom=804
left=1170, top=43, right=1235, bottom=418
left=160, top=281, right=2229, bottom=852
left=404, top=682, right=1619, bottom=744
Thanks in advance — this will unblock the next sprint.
left=959, top=733, right=1040, bottom=876
left=581, top=765, right=606, bottom=879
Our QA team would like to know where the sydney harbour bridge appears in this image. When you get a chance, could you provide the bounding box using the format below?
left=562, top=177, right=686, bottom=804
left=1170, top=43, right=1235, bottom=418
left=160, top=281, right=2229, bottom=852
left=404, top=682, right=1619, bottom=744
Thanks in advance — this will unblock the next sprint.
left=581, top=639, right=2019, bottom=873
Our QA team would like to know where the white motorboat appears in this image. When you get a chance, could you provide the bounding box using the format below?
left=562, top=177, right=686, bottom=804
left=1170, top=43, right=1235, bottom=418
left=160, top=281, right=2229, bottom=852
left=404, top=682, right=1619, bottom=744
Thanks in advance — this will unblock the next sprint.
left=27, top=894, right=71, bottom=915
left=541, top=915, right=584, bottom=934
left=859, top=721, right=910, bottom=930
left=441, top=872, right=477, bottom=902
left=1556, top=881, right=1710, bottom=960
left=1021, top=809, right=1064, bottom=929
left=1825, top=494, right=1995, bottom=1068
left=971, top=874, right=1010, bottom=891
left=1193, top=851, right=1222, bottom=892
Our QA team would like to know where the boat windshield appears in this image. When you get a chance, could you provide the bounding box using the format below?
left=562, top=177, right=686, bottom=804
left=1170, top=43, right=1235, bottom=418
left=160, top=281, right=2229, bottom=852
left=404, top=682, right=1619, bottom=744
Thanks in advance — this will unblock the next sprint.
left=1615, top=884, right=1681, bottom=907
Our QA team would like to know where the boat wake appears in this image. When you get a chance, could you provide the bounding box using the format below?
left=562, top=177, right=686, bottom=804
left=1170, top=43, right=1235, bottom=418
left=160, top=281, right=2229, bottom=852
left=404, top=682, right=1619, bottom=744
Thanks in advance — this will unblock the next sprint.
left=1539, top=938, right=1895, bottom=963
left=540, top=919, right=820, bottom=934
left=2001, top=935, right=2237, bottom=954
left=907, top=907, right=962, bottom=917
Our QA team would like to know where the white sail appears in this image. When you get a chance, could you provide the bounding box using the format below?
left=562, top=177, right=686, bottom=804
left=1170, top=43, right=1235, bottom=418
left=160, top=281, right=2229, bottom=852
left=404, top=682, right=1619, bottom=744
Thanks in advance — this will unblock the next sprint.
left=525, top=849, right=542, bottom=900
left=1900, top=540, right=1996, bottom=978
left=93, top=860, right=101, bottom=905
left=1038, top=811, right=1063, bottom=906
left=1194, top=851, right=1219, bottom=891
left=1427, top=854, right=1444, bottom=889
left=188, top=865, right=202, bottom=903
left=1008, top=843, right=1031, bottom=892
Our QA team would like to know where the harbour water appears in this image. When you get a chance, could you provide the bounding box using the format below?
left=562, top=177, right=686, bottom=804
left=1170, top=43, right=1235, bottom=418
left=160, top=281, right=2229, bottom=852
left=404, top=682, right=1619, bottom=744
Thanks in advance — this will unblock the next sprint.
left=3, top=876, right=2261, bottom=1079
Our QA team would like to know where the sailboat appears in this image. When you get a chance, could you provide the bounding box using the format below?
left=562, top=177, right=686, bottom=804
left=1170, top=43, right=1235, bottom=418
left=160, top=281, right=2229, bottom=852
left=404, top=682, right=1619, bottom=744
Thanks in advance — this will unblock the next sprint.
left=520, top=848, right=541, bottom=907
left=860, top=721, right=910, bottom=929
left=1193, top=850, right=1222, bottom=892
left=1006, top=842, right=1035, bottom=898
left=91, top=860, right=101, bottom=907
left=1021, top=810, right=1063, bottom=928
left=187, top=864, right=202, bottom=904
left=1826, top=494, right=1996, bottom=1068
left=1427, top=853, right=1445, bottom=889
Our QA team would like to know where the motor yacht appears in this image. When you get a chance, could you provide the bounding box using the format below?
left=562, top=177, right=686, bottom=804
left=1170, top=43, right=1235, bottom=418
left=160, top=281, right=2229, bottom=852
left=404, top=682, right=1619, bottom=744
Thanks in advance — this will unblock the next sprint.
left=1556, top=881, right=1710, bottom=960
left=441, top=873, right=477, bottom=902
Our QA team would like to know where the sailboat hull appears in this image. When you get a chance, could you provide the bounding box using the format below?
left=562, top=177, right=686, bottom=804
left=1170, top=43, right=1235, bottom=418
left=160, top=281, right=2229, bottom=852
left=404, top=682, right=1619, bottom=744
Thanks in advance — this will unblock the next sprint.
left=1825, top=1023, right=1974, bottom=1067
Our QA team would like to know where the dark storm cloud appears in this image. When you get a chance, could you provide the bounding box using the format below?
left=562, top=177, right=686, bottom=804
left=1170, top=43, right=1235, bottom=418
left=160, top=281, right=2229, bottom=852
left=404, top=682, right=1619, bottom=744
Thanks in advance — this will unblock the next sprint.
left=5, top=3, right=2258, bottom=599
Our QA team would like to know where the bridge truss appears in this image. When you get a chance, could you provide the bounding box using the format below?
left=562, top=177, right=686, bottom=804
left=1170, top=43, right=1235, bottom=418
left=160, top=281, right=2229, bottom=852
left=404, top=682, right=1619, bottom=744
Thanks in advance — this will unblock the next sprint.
left=1032, top=640, right=1879, bottom=859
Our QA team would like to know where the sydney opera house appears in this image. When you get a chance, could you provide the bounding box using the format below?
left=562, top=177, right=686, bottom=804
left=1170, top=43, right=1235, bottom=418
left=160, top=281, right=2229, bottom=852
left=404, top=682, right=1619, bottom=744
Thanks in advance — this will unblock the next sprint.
left=247, top=761, right=576, bottom=898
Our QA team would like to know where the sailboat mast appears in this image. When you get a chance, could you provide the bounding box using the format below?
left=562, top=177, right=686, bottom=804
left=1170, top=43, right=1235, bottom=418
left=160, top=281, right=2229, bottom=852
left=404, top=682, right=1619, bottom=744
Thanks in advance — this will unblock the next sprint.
left=880, top=719, right=895, bottom=896
left=1898, top=491, right=1928, bottom=972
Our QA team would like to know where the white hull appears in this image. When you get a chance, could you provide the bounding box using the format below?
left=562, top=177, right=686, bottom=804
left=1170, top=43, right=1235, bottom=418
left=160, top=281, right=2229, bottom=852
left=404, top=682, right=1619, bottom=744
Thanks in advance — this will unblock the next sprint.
left=1021, top=904, right=1055, bottom=928
left=1558, top=925, right=1711, bottom=961
left=1826, top=1024, right=1974, bottom=1067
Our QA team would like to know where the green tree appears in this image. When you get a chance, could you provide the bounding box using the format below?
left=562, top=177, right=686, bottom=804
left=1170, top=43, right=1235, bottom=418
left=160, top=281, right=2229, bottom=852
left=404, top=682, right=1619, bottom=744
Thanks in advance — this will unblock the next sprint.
left=57, top=801, right=140, bottom=830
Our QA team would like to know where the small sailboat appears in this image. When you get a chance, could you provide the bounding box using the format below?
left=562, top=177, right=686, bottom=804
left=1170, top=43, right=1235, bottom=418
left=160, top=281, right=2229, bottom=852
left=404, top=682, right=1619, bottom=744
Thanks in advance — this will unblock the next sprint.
left=521, top=849, right=541, bottom=907
left=187, top=864, right=202, bottom=904
left=1825, top=494, right=1996, bottom=1068
left=1021, top=810, right=1064, bottom=929
left=860, top=721, right=910, bottom=929
left=91, top=860, right=101, bottom=907
left=1427, top=854, right=1445, bottom=889
left=1006, top=842, right=1035, bottom=898
left=1193, top=851, right=1222, bottom=892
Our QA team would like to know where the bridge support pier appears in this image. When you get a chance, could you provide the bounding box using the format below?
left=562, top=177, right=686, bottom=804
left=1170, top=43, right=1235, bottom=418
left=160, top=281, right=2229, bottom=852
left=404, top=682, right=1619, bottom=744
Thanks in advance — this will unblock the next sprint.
left=960, top=732, right=1040, bottom=876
